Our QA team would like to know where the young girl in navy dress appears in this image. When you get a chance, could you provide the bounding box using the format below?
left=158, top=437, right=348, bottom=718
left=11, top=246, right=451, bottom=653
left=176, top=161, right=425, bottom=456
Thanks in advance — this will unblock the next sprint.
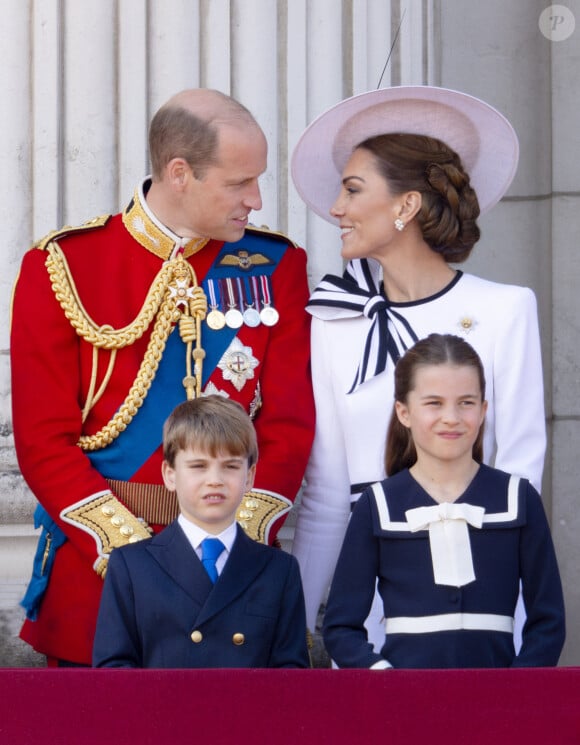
left=323, top=333, right=565, bottom=668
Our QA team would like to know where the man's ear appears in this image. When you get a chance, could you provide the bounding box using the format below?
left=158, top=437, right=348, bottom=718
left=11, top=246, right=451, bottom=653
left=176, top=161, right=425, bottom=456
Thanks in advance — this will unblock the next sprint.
left=166, top=157, right=191, bottom=190
left=161, top=460, right=177, bottom=492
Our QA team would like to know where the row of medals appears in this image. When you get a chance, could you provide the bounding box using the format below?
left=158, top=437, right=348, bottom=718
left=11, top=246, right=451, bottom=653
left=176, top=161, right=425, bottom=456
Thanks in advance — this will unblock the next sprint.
left=205, top=278, right=279, bottom=331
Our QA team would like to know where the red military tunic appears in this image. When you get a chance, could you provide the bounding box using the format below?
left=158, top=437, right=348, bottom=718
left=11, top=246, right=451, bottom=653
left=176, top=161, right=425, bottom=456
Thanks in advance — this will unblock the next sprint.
left=11, top=180, right=315, bottom=664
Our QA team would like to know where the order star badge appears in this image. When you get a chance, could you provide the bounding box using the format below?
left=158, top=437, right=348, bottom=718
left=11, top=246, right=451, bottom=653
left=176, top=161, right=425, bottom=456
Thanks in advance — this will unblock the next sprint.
left=218, top=338, right=259, bottom=391
left=169, top=278, right=197, bottom=309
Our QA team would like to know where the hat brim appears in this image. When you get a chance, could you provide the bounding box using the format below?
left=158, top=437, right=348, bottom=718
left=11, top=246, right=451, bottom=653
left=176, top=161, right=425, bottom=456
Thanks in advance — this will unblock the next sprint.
left=291, top=86, right=519, bottom=223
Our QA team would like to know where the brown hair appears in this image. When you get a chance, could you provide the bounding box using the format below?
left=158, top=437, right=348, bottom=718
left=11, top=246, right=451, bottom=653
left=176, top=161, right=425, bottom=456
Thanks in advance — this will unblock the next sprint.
left=385, top=334, right=486, bottom=476
left=149, top=90, right=257, bottom=180
left=358, top=133, right=481, bottom=262
left=163, top=395, right=258, bottom=468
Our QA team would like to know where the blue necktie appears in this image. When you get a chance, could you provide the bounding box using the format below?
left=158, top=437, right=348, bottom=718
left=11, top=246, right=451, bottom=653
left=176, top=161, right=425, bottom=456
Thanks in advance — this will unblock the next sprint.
left=200, top=537, right=225, bottom=584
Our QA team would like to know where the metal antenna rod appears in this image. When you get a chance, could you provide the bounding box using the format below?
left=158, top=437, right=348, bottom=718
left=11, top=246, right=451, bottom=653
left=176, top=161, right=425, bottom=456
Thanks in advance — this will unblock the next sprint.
left=377, top=8, right=407, bottom=89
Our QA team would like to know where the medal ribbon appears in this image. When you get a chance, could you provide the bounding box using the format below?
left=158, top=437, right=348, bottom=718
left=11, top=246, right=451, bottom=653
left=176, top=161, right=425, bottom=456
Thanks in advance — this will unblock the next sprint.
left=235, top=277, right=246, bottom=312
left=259, top=275, right=273, bottom=308
left=225, top=277, right=239, bottom=310
left=207, top=279, right=220, bottom=310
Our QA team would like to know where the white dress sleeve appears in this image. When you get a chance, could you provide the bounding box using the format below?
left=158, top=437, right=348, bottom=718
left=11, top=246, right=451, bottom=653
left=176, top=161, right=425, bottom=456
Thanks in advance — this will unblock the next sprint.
left=291, top=317, right=352, bottom=629
left=489, top=285, right=546, bottom=492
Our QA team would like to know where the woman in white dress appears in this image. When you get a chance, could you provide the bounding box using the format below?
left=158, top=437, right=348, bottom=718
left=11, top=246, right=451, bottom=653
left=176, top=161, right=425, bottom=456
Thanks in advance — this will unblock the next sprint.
left=290, top=86, right=545, bottom=652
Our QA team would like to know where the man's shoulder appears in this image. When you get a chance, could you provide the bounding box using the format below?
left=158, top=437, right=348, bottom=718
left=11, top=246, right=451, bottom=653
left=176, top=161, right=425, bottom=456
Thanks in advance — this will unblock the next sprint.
left=32, top=214, right=114, bottom=251
left=244, top=224, right=299, bottom=249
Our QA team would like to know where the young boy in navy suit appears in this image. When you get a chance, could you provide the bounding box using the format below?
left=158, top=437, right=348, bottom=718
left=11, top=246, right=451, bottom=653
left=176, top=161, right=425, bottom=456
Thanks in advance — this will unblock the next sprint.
left=93, top=396, right=309, bottom=668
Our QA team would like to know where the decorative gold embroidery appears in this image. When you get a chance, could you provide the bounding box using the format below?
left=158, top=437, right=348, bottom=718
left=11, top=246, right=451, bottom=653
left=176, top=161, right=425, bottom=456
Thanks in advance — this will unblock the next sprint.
left=34, top=215, right=111, bottom=252
left=235, top=490, right=292, bottom=544
left=61, top=492, right=153, bottom=559
left=123, top=185, right=209, bottom=260
left=217, top=250, right=273, bottom=270
left=246, top=224, right=298, bottom=248
left=45, top=241, right=207, bottom=450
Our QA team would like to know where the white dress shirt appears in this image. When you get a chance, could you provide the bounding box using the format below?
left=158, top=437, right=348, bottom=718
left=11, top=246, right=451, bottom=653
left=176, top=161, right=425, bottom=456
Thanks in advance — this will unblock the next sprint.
left=177, top=514, right=238, bottom=577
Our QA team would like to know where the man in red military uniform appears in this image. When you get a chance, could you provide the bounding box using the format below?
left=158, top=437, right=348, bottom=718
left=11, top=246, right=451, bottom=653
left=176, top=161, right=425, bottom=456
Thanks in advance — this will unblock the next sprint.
left=10, top=89, right=315, bottom=666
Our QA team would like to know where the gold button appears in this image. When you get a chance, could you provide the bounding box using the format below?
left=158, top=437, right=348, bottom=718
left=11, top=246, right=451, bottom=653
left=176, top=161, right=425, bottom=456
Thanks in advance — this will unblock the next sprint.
left=120, top=525, right=134, bottom=537
left=101, top=505, right=115, bottom=517
left=111, top=515, right=125, bottom=527
left=232, top=633, right=245, bottom=646
left=190, top=630, right=203, bottom=643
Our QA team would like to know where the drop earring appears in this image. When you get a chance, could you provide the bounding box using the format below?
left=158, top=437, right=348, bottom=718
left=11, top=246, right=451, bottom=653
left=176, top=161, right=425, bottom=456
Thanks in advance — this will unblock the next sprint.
left=394, top=218, right=405, bottom=232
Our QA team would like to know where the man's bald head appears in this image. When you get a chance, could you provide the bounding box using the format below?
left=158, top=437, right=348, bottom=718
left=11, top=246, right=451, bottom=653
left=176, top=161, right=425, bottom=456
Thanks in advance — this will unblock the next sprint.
left=149, top=89, right=262, bottom=181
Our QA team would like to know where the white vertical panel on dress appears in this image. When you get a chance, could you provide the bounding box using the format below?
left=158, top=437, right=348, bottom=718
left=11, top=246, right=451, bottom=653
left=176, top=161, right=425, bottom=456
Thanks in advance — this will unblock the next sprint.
left=63, top=0, right=117, bottom=224
left=118, top=0, right=149, bottom=206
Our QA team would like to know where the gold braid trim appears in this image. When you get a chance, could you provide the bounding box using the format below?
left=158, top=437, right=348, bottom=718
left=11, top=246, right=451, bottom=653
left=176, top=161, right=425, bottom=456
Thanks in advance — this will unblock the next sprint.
left=44, top=241, right=206, bottom=451
left=77, top=293, right=178, bottom=450
left=45, top=240, right=178, bottom=349
left=61, top=492, right=154, bottom=578
left=237, top=490, right=293, bottom=545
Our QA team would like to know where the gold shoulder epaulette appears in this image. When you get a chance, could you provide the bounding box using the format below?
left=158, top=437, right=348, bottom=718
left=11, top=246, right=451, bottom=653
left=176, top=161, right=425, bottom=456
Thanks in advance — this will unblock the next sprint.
left=33, top=214, right=111, bottom=251
left=245, top=224, right=299, bottom=248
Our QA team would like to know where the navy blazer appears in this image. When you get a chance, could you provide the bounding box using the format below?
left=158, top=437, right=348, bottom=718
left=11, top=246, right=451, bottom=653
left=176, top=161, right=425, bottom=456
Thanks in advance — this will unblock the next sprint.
left=93, top=521, right=309, bottom=668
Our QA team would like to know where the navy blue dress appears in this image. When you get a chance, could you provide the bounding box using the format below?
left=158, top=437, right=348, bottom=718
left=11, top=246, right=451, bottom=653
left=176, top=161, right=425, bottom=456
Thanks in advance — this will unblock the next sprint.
left=323, top=464, right=565, bottom=668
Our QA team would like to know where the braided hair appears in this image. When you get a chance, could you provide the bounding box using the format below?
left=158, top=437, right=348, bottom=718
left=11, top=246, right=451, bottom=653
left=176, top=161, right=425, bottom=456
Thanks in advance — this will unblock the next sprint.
left=358, top=133, right=481, bottom=262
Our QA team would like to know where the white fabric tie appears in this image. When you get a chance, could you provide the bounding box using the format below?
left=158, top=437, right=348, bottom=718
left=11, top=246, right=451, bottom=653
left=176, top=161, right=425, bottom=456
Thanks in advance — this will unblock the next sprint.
left=405, top=502, right=485, bottom=587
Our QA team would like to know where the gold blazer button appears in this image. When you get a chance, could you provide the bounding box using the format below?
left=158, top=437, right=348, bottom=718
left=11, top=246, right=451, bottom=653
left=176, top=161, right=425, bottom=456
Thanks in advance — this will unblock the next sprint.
left=190, top=630, right=203, bottom=643
left=232, top=633, right=245, bottom=646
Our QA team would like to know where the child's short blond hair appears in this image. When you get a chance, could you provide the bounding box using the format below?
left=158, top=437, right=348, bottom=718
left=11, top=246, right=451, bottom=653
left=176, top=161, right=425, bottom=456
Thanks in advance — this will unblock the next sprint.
left=162, top=395, right=258, bottom=467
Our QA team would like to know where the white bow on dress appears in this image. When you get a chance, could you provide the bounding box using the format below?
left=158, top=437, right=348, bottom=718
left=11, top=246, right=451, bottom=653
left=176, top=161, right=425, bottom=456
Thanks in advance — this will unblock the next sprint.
left=405, top=502, right=485, bottom=587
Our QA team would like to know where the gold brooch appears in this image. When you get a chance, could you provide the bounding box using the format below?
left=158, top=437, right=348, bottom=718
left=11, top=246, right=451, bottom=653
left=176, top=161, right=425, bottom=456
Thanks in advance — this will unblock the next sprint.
left=457, top=316, right=478, bottom=334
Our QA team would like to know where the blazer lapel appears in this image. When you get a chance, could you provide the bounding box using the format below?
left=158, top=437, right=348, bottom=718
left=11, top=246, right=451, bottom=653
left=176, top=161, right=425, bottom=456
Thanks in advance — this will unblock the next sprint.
left=145, top=521, right=213, bottom=609
left=195, top=526, right=271, bottom=625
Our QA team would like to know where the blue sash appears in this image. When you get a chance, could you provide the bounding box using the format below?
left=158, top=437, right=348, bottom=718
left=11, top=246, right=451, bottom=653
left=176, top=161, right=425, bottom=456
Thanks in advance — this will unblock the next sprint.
left=87, top=232, right=287, bottom=480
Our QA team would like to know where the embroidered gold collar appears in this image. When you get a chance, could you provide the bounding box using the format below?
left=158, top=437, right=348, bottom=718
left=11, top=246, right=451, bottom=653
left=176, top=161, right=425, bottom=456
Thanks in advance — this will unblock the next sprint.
left=122, top=178, right=209, bottom=260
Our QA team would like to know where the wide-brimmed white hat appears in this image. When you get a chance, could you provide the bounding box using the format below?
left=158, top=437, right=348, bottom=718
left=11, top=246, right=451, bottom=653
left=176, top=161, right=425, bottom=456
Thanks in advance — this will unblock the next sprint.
left=291, top=85, right=519, bottom=224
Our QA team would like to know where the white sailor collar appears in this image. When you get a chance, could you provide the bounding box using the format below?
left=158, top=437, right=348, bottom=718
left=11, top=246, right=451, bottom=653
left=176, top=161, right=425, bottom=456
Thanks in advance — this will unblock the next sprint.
left=368, top=465, right=524, bottom=536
